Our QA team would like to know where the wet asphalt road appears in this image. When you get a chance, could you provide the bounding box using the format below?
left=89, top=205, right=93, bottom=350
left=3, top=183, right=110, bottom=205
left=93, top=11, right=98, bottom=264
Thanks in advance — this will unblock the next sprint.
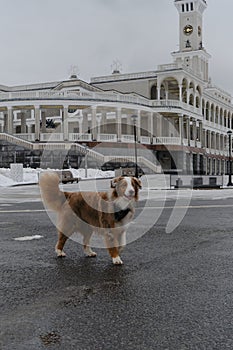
left=1, top=186, right=233, bottom=349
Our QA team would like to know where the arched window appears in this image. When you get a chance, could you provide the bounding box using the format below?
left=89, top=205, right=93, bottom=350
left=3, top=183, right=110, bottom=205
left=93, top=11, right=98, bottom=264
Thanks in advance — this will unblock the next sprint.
left=151, top=85, right=157, bottom=100
left=202, top=99, right=205, bottom=117
left=205, top=102, right=210, bottom=121
left=215, top=106, right=219, bottom=124
left=210, top=104, right=214, bottom=122
left=189, top=94, right=194, bottom=106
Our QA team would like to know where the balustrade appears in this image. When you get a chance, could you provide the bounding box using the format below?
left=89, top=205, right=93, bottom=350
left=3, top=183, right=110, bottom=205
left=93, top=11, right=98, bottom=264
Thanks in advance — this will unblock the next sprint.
left=97, top=134, right=117, bottom=142
left=69, top=133, right=92, bottom=142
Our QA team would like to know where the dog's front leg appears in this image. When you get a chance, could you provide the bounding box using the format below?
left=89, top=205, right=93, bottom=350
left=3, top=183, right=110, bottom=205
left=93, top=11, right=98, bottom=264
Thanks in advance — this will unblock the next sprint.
left=118, top=231, right=126, bottom=254
left=104, top=231, right=123, bottom=265
left=83, top=231, right=97, bottom=257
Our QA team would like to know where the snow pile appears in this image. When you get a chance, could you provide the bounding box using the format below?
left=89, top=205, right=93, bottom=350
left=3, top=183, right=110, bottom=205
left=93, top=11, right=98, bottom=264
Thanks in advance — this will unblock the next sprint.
left=0, top=173, right=16, bottom=187
left=0, top=167, right=114, bottom=187
left=70, top=168, right=114, bottom=179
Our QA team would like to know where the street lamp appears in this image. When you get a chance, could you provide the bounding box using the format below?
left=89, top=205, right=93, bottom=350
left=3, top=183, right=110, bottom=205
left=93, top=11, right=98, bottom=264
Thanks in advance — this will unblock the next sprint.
left=82, top=143, right=88, bottom=178
left=131, top=114, right=139, bottom=178
left=227, top=130, right=233, bottom=186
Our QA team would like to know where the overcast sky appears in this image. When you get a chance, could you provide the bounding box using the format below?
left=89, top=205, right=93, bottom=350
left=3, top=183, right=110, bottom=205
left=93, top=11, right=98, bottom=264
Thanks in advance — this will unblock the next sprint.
left=0, top=0, right=233, bottom=95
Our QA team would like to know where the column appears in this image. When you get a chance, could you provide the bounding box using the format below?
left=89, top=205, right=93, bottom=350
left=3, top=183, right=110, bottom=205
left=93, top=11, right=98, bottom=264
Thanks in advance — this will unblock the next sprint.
left=179, top=114, right=184, bottom=145
left=82, top=110, right=89, bottom=134
left=157, top=114, right=163, bottom=137
left=149, top=112, right=154, bottom=140
left=63, top=106, right=69, bottom=141
left=96, top=114, right=102, bottom=139
left=3, top=112, right=7, bottom=132
left=78, top=114, right=83, bottom=135
left=116, top=107, right=122, bottom=141
left=157, top=86, right=161, bottom=101
left=41, top=111, right=46, bottom=133
left=186, top=117, right=191, bottom=145
left=34, top=107, right=40, bottom=141
left=136, top=110, right=141, bottom=139
left=6, top=107, right=13, bottom=134
left=101, top=112, right=107, bottom=133
left=199, top=121, right=203, bottom=147
left=179, top=85, right=183, bottom=102
left=193, top=121, right=197, bottom=146
left=91, top=106, right=97, bottom=141
left=21, top=112, right=27, bottom=134
left=126, top=114, right=132, bottom=135
left=203, top=129, right=207, bottom=148
left=214, top=132, right=217, bottom=153
left=27, top=124, right=32, bottom=134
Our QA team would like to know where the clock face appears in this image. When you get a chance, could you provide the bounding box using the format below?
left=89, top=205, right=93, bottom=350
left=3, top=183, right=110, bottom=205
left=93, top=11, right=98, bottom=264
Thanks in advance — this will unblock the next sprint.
left=183, top=25, right=193, bottom=35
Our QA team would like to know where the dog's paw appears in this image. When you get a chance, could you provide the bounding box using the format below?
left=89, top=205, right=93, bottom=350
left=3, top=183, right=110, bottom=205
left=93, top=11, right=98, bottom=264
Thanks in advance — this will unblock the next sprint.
left=112, top=256, right=123, bottom=265
left=56, top=249, right=66, bottom=257
left=87, top=251, right=97, bottom=258
left=84, top=247, right=97, bottom=258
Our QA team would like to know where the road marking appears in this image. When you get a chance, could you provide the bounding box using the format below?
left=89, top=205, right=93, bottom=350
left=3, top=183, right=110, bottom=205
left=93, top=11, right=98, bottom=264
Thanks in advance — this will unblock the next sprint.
left=0, top=209, right=47, bottom=213
left=137, top=204, right=233, bottom=210
left=0, top=204, right=233, bottom=214
left=14, top=235, right=44, bottom=241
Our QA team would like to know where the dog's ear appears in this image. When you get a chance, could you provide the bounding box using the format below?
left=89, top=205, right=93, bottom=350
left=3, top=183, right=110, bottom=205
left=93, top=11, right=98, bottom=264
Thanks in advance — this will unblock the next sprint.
left=111, top=176, right=123, bottom=188
left=133, top=177, right=142, bottom=189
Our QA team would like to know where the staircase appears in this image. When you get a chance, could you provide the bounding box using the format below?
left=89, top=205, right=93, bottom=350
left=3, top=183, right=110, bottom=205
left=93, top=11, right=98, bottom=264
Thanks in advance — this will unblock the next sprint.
left=0, top=133, right=34, bottom=149
left=0, top=133, right=161, bottom=173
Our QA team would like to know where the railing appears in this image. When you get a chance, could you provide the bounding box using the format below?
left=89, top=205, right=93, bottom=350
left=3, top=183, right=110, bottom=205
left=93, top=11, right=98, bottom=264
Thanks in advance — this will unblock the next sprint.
left=204, top=120, right=227, bottom=131
left=34, top=143, right=68, bottom=150
left=14, top=133, right=35, bottom=141
left=153, top=137, right=181, bottom=145
left=190, top=140, right=196, bottom=147
left=40, top=133, right=64, bottom=142
left=152, top=100, right=181, bottom=108
left=0, top=133, right=33, bottom=149
left=152, top=99, right=201, bottom=116
left=121, top=135, right=135, bottom=143
left=91, top=71, right=157, bottom=84
left=157, top=63, right=181, bottom=71
left=97, top=134, right=117, bottom=142
left=69, top=133, right=92, bottom=142
left=140, top=136, right=151, bottom=144
left=0, top=89, right=151, bottom=108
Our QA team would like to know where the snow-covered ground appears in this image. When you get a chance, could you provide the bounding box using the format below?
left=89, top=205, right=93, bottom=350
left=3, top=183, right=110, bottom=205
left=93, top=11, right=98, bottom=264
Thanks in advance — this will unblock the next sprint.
left=0, top=167, right=114, bottom=187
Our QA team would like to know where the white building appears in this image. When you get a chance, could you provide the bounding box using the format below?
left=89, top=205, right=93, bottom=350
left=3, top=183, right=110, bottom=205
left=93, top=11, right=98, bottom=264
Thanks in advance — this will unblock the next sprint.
left=0, top=0, right=232, bottom=174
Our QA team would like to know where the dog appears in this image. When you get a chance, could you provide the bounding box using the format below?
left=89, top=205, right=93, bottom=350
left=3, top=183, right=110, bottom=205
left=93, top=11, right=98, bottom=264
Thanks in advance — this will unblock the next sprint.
left=39, top=172, right=142, bottom=265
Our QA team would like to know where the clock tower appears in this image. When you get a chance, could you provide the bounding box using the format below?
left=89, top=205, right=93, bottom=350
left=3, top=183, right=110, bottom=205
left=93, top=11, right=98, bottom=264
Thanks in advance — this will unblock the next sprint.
left=172, top=0, right=210, bottom=81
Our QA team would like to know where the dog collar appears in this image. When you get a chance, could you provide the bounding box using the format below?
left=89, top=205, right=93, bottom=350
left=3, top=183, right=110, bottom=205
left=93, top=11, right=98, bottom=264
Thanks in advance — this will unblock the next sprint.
left=114, top=205, right=131, bottom=222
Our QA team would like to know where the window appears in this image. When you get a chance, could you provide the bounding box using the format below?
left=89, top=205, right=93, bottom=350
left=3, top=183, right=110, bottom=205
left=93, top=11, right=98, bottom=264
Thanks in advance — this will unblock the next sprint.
left=182, top=4, right=184, bottom=12
left=190, top=2, right=194, bottom=11
left=186, top=3, right=189, bottom=11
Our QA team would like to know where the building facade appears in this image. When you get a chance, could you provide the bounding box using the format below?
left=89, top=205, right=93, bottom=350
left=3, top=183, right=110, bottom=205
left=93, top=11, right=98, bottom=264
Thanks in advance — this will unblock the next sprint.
left=0, top=0, right=232, bottom=174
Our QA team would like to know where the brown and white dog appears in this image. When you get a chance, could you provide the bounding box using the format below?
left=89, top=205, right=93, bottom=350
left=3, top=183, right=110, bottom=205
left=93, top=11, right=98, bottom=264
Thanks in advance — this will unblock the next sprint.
left=39, top=172, right=142, bottom=265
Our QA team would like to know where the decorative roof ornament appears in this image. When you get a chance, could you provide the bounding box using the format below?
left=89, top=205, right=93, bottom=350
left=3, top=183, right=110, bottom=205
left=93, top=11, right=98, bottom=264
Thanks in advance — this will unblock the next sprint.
left=69, top=65, right=79, bottom=79
left=111, top=59, right=122, bottom=74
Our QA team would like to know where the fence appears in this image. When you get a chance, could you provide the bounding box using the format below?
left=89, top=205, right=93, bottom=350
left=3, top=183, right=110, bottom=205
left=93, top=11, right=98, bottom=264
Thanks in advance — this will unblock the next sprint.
left=170, top=175, right=224, bottom=189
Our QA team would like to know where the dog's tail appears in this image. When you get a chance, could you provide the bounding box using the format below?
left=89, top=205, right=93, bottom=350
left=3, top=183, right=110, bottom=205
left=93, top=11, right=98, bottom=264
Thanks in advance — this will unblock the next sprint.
left=39, top=172, right=67, bottom=212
